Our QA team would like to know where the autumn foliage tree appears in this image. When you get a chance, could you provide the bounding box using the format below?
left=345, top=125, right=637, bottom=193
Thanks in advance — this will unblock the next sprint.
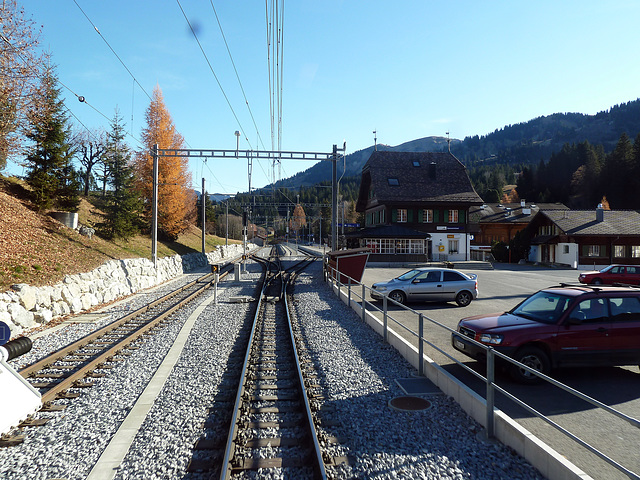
left=0, top=0, right=45, bottom=170
left=135, top=85, right=195, bottom=240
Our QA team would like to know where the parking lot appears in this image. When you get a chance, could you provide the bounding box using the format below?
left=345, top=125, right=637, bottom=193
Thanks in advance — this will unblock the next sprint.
left=360, top=263, right=640, bottom=480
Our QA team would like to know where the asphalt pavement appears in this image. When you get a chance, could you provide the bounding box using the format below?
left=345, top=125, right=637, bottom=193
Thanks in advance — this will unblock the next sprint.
left=360, top=262, right=640, bottom=480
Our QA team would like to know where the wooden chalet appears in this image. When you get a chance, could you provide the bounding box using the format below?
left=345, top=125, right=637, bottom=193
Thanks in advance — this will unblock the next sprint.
left=351, top=151, right=483, bottom=263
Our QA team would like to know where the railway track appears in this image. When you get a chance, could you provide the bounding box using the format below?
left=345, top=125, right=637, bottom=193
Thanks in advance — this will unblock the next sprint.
left=187, top=246, right=328, bottom=479
left=1, top=264, right=237, bottom=446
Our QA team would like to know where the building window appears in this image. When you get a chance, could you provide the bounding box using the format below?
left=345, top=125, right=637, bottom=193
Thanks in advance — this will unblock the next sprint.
left=397, top=209, right=407, bottom=223
left=412, top=161, right=420, bottom=167
left=409, top=240, right=425, bottom=254
left=396, top=239, right=409, bottom=254
left=633, top=246, right=640, bottom=258
left=380, top=239, right=394, bottom=253
left=448, top=239, right=459, bottom=254
left=587, top=245, right=600, bottom=257
left=423, top=209, right=433, bottom=223
left=614, top=245, right=626, bottom=258
left=388, top=178, right=399, bottom=186
left=563, top=245, right=570, bottom=254
left=448, top=210, right=459, bottom=223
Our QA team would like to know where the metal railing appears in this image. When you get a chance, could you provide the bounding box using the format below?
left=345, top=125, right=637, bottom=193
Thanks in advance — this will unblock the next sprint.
left=323, top=262, right=640, bottom=480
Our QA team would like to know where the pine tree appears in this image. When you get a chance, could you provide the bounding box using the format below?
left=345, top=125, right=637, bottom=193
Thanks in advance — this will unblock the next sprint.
left=134, top=85, right=195, bottom=240
left=24, top=62, right=77, bottom=211
left=97, top=110, right=141, bottom=240
left=603, top=133, right=634, bottom=208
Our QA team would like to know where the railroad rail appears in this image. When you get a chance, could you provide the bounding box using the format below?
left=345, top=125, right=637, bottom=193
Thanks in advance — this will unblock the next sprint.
left=1, top=264, right=236, bottom=446
left=187, top=246, right=327, bottom=478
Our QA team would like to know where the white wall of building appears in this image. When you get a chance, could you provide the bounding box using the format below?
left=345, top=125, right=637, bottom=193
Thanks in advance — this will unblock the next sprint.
left=431, top=231, right=470, bottom=262
left=556, top=243, right=579, bottom=269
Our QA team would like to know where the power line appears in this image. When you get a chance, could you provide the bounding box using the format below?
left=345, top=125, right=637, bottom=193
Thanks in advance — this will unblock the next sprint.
left=176, top=0, right=253, bottom=151
left=210, top=1, right=267, bottom=151
left=72, top=0, right=152, bottom=102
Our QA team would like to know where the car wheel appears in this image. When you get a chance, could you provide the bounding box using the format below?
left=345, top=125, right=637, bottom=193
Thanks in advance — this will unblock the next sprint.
left=510, top=347, right=550, bottom=384
left=389, top=290, right=406, bottom=305
left=593, top=278, right=602, bottom=285
left=455, top=290, right=473, bottom=307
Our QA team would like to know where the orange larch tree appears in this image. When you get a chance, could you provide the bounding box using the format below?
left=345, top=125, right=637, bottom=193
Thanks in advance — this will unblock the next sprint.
left=135, top=85, right=195, bottom=240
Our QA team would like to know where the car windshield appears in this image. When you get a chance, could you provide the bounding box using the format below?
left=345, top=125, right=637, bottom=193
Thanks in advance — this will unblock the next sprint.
left=396, top=270, right=422, bottom=281
left=510, top=291, right=572, bottom=324
left=600, top=265, right=614, bottom=273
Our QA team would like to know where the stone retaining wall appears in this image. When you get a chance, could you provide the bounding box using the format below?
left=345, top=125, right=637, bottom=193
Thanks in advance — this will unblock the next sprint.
left=0, top=244, right=257, bottom=338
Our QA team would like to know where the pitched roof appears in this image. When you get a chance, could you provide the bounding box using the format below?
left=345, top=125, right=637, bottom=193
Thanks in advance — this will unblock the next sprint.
left=541, top=209, right=640, bottom=236
left=470, top=202, right=569, bottom=224
left=356, top=151, right=483, bottom=210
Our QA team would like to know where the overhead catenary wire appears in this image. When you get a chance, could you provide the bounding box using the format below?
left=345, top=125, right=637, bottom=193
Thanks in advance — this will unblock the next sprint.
left=210, top=1, right=267, bottom=151
left=176, top=0, right=253, bottom=152
left=72, top=0, right=152, bottom=103
left=266, top=0, right=285, bottom=187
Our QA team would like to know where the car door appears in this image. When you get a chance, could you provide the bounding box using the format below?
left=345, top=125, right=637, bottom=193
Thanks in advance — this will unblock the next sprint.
left=406, top=270, right=444, bottom=301
left=556, top=297, right=611, bottom=367
left=606, top=296, right=640, bottom=365
left=624, top=266, right=640, bottom=285
left=603, top=266, right=625, bottom=284
left=440, top=270, right=470, bottom=301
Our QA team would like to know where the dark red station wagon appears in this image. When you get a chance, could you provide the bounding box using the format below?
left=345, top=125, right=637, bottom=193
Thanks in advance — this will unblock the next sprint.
left=452, top=284, right=640, bottom=383
left=578, top=264, right=640, bottom=285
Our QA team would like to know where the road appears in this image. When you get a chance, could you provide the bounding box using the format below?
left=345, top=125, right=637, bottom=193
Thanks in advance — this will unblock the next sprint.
left=360, top=263, right=640, bottom=480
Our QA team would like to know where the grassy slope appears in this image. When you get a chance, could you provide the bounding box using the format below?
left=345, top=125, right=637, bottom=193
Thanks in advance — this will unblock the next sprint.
left=0, top=175, right=237, bottom=292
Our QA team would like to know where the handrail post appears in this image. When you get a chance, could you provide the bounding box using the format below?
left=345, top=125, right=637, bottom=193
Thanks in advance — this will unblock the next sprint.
left=362, top=284, right=366, bottom=321
left=418, top=313, right=424, bottom=376
left=348, top=277, right=351, bottom=307
left=383, top=295, right=388, bottom=343
left=486, top=347, right=496, bottom=439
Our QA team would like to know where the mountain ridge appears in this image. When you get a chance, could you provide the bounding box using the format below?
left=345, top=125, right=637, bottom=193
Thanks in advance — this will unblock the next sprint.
left=268, top=98, right=640, bottom=191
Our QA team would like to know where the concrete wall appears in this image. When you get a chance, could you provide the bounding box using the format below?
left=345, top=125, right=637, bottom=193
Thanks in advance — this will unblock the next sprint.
left=0, top=244, right=255, bottom=338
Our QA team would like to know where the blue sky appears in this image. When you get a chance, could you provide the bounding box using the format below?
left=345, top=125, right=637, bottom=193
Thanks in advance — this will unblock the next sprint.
left=6, top=1, right=640, bottom=194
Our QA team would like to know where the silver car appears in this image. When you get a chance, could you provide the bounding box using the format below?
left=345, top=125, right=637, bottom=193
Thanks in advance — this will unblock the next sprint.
left=370, top=267, right=478, bottom=307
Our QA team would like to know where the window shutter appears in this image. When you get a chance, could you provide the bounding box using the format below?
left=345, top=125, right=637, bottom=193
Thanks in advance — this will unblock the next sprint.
left=392, top=209, right=397, bottom=222
left=459, top=210, right=466, bottom=223
left=582, top=245, right=588, bottom=256
left=602, top=245, right=607, bottom=257
left=408, top=209, right=413, bottom=222
left=434, top=209, right=440, bottom=222
left=443, top=209, right=449, bottom=223
left=418, top=209, right=423, bottom=223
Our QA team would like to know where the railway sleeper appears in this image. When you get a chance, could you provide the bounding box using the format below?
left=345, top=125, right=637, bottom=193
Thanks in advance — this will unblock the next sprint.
left=233, top=452, right=312, bottom=470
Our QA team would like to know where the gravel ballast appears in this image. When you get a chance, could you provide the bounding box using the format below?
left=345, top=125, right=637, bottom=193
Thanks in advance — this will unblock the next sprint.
left=0, top=259, right=545, bottom=479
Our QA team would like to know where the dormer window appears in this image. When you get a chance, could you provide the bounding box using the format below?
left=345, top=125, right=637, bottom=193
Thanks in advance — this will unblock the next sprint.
left=412, top=161, right=420, bottom=167
left=388, top=178, right=399, bottom=186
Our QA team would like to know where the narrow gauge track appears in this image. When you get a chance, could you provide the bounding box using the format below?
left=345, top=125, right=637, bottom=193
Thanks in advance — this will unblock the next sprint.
left=223, top=246, right=324, bottom=478
left=4, top=265, right=235, bottom=445
left=188, top=246, right=326, bottom=479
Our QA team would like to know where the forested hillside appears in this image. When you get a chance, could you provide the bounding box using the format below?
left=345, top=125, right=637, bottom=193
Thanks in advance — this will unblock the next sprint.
left=267, top=98, right=640, bottom=210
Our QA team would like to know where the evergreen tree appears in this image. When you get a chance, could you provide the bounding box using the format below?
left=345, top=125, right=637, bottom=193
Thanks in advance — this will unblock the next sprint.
left=97, top=110, right=141, bottom=239
left=24, top=62, right=77, bottom=211
left=603, top=133, right=634, bottom=208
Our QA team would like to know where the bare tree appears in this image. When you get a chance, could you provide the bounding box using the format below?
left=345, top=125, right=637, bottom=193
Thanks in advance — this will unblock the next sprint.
left=0, top=0, right=45, bottom=170
left=75, top=129, right=106, bottom=196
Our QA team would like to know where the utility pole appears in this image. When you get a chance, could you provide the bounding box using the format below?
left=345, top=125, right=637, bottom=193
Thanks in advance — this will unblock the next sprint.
left=225, top=201, right=229, bottom=246
left=332, top=144, right=338, bottom=251
left=201, top=178, right=206, bottom=255
left=151, top=144, right=158, bottom=268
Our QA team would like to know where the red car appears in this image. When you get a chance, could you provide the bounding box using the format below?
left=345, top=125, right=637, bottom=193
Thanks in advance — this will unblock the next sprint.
left=578, top=265, right=640, bottom=285
left=452, top=284, right=640, bottom=383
